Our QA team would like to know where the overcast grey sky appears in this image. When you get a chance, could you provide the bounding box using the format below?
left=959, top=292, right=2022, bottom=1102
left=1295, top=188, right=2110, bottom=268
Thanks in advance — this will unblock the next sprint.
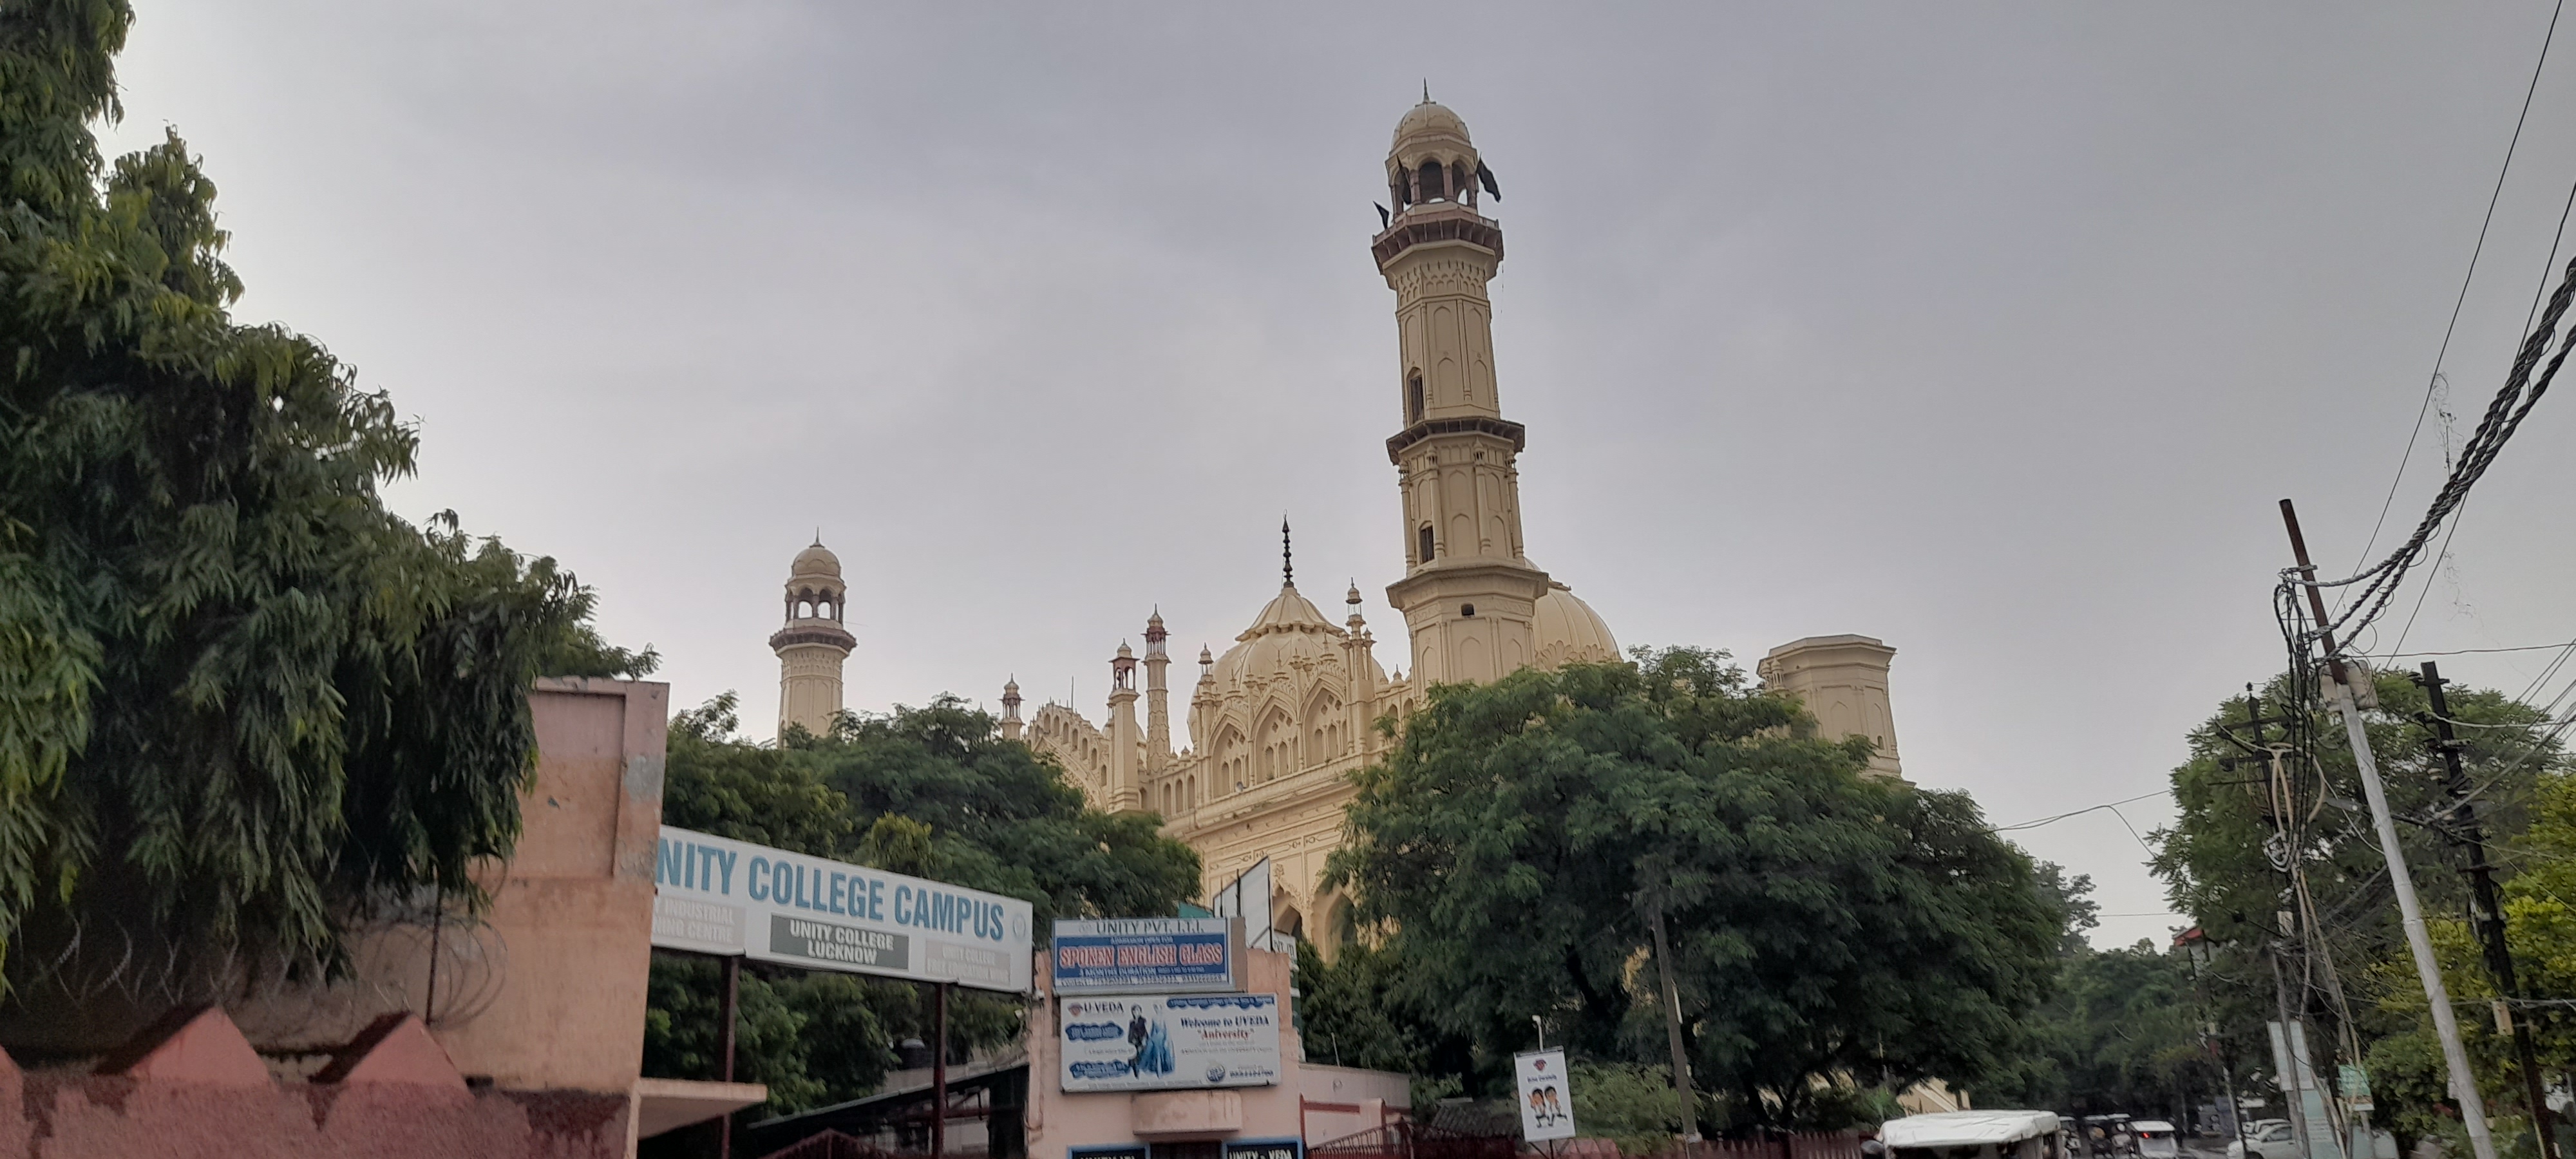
left=100, top=3, right=2576, bottom=948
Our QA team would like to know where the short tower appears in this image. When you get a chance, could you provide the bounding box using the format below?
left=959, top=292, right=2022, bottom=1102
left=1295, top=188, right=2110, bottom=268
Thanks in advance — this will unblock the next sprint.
left=1758, top=635, right=1904, bottom=780
left=770, top=540, right=857, bottom=737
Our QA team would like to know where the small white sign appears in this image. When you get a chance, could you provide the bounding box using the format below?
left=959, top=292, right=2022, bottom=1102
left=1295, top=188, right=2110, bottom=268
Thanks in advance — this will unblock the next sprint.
left=1058, top=993, right=1282, bottom=1093
left=1516, top=1048, right=1577, bottom=1142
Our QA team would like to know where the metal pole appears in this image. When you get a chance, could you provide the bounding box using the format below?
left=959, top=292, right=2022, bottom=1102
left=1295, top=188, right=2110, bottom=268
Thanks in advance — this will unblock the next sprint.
left=719, top=954, right=740, bottom=1159
left=2421, top=663, right=2557, bottom=1159
left=933, top=980, right=951, bottom=1158
left=2271, top=951, right=2316, bottom=1159
left=1647, top=901, right=1702, bottom=1145
left=2186, top=937, right=2251, bottom=1156
left=2282, top=499, right=2496, bottom=1159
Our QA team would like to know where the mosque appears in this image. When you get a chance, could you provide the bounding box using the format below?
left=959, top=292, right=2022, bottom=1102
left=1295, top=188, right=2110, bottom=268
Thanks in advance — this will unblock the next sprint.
left=764, top=99, right=1905, bottom=956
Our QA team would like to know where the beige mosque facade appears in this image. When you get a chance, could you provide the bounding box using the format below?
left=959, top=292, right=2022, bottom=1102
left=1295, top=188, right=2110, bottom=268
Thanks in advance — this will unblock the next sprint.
left=766, top=100, right=1906, bottom=955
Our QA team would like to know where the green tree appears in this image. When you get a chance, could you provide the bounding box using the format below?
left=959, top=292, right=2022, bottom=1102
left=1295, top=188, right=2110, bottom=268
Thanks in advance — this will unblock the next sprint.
left=2152, top=670, right=2568, bottom=1143
left=0, top=0, right=646, bottom=1003
left=1325, top=648, right=2065, bottom=1127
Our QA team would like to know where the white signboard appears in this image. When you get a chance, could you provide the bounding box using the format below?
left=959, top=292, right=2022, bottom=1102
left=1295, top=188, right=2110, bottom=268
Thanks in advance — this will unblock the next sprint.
left=1058, top=993, right=1283, bottom=1092
left=1516, top=1049, right=1577, bottom=1142
left=651, top=825, right=1035, bottom=994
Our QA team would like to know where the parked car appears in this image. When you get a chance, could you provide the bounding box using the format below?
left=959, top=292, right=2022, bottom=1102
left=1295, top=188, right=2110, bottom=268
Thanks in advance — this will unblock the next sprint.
left=2226, top=1119, right=2300, bottom=1159
left=2133, top=1121, right=2178, bottom=1159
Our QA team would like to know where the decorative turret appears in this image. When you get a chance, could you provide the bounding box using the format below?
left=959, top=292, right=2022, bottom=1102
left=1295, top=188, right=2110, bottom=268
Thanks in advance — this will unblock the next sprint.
left=1375, top=99, right=1553, bottom=685
left=1000, top=677, right=1023, bottom=742
left=1341, top=582, right=1377, bottom=760
left=1144, top=610, right=1171, bottom=771
left=1189, top=643, right=1217, bottom=757
left=770, top=538, right=857, bottom=737
left=1105, top=643, right=1144, bottom=814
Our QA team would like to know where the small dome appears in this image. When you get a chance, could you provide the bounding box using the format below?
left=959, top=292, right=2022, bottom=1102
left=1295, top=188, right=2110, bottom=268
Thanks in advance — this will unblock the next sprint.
left=1392, top=100, right=1472, bottom=155
left=790, top=541, right=841, bottom=580
left=1534, top=582, right=1620, bottom=670
left=1208, top=583, right=1385, bottom=692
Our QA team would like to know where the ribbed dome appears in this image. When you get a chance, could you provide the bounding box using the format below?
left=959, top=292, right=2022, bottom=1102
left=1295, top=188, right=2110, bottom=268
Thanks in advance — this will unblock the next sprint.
left=1210, top=583, right=1343, bottom=689
left=1534, top=582, right=1620, bottom=670
left=1391, top=100, right=1472, bottom=156
left=790, top=542, right=841, bottom=580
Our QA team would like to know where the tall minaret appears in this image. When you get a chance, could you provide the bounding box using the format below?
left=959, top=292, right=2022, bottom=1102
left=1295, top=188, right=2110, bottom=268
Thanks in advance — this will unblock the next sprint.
left=1375, top=98, right=1552, bottom=685
left=770, top=540, right=857, bottom=737
left=999, top=677, right=1023, bottom=741
left=1143, top=611, right=1172, bottom=771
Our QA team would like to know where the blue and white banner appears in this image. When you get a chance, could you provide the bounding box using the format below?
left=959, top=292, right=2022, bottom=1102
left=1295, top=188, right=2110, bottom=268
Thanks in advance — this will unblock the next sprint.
left=1052, top=918, right=1237, bottom=995
left=651, top=825, right=1034, bottom=993
left=1058, top=993, right=1282, bottom=1093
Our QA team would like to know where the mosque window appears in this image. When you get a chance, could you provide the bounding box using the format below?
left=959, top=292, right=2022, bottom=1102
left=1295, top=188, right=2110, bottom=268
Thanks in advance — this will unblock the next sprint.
left=1419, top=160, right=1446, bottom=201
left=1417, top=524, right=1434, bottom=563
left=1461, top=603, right=1476, bottom=617
left=1407, top=372, right=1424, bottom=423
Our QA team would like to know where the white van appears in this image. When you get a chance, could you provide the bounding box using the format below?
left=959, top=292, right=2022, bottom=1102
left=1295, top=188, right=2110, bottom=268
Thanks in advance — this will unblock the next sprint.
left=1884, top=1111, right=2067, bottom=1159
left=2132, top=1121, right=2177, bottom=1159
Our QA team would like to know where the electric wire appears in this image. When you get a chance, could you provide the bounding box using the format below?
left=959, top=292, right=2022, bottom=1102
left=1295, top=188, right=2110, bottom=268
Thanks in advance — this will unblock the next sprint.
left=2384, top=159, right=2576, bottom=658
left=2345, top=0, right=2568, bottom=594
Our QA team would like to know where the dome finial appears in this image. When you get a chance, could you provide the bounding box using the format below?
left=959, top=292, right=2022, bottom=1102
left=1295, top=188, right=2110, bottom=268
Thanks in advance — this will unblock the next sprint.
left=1421, top=79, right=1430, bottom=104
left=1281, top=514, right=1294, bottom=588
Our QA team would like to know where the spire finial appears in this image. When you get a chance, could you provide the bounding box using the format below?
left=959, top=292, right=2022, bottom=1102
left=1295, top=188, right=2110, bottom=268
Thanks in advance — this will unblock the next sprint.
left=813, top=527, right=822, bottom=546
left=1282, top=515, right=1293, bottom=587
left=1421, top=80, right=1430, bottom=104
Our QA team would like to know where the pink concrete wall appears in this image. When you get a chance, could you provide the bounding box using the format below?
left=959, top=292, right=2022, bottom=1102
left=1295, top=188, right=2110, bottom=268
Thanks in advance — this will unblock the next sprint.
left=6, top=1073, right=630, bottom=1159
left=438, top=677, right=667, bottom=1095
left=1027, top=948, right=1412, bottom=1159
left=233, top=679, right=668, bottom=1103
left=0, top=1010, right=631, bottom=1159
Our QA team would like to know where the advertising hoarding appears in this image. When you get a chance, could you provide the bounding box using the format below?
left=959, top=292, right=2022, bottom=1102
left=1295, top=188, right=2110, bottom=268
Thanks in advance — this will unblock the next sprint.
left=1052, top=918, right=1236, bottom=995
left=1058, top=993, right=1282, bottom=1093
left=1515, top=1049, right=1576, bottom=1142
left=651, top=825, right=1034, bottom=993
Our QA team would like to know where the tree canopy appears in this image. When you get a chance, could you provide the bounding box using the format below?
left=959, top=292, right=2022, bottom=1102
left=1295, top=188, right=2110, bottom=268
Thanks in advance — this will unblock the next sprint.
left=1320, top=647, right=2065, bottom=1129
left=2152, top=668, right=2573, bottom=1152
left=0, top=0, right=646, bottom=1004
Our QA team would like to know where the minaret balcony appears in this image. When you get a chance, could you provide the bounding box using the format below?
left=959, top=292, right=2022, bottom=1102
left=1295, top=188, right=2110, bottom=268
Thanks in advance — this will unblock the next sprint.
left=1371, top=203, right=1503, bottom=269
left=1384, top=414, right=1527, bottom=464
left=768, top=623, right=856, bottom=651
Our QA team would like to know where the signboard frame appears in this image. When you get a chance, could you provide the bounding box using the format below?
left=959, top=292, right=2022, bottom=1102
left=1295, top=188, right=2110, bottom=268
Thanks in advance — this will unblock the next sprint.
left=1052, top=918, right=1242, bottom=995
left=651, top=825, right=1035, bottom=994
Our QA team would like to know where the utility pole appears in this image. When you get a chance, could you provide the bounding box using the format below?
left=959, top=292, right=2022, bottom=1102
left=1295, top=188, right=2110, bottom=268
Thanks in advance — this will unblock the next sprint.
left=1647, top=900, right=1703, bottom=1145
left=2282, top=499, right=2497, bottom=1159
left=718, top=954, right=739, bottom=1159
left=2419, top=662, right=2557, bottom=1159
left=2181, top=930, right=2252, bottom=1154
